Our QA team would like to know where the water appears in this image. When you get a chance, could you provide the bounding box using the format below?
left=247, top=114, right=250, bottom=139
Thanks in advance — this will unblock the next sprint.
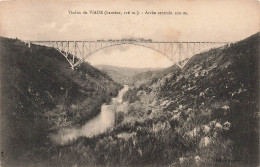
left=50, top=85, right=129, bottom=145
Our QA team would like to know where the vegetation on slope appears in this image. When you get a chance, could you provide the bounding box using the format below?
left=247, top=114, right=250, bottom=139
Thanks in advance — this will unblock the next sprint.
left=0, top=37, right=121, bottom=166
left=95, top=64, right=163, bottom=85
left=52, top=33, right=259, bottom=167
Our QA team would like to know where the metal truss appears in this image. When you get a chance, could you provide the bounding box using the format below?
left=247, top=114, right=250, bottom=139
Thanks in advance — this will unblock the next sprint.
left=26, top=40, right=229, bottom=69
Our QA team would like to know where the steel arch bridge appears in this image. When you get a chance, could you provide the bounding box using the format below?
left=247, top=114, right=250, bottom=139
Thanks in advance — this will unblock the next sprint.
left=26, top=40, right=229, bottom=69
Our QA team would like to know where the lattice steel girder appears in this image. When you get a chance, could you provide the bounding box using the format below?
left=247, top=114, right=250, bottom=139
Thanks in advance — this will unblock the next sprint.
left=27, top=40, right=229, bottom=69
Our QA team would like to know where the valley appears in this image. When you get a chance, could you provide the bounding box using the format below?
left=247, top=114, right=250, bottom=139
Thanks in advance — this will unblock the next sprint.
left=0, top=32, right=259, bottom=167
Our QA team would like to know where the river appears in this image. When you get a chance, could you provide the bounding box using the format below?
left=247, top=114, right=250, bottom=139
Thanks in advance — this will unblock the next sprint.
left=49, top=85, right=129, bottom=145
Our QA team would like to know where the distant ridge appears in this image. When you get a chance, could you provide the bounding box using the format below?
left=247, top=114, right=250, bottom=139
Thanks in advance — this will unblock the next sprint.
left=94, top=64, right=164, bottom=85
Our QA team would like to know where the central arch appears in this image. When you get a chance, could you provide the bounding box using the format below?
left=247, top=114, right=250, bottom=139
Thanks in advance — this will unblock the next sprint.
left=70, top=41, right=182, bottom=68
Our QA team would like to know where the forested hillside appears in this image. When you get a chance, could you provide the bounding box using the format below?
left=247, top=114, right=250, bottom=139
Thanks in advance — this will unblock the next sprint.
left=54, top=33, right=259, bottom=167
left=0, top=37, right=121, bottom=166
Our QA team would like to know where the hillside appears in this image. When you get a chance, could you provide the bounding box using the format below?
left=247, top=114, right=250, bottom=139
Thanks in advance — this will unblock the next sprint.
left=123, top=32, right=260, bottom=165
left=94, top=64, right=162, bottom=85
left=54, top=33, right=259, bottom=166
left=128, top=65, right=180, bottom=87
left=0, top=37, right=121, bottom=166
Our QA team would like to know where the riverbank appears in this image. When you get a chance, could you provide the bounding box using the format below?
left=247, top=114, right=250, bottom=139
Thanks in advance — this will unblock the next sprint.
left=49, top=85, right=129, bottom=145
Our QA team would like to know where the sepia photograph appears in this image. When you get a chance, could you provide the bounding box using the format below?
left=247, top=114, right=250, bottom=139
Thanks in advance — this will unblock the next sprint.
left=0, top=0, right=259, bottom=166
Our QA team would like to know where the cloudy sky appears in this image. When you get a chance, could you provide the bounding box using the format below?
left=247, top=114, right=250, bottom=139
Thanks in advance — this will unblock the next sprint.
left=0, top=0, right=259, bottom=68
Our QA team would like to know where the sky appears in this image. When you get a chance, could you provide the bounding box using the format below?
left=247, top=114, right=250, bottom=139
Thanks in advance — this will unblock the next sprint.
left=0, top=0, right=259, bottom=68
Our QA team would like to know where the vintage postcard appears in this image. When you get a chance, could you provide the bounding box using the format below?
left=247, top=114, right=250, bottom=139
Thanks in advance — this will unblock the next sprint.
left=0, top=0, right=259, bottom=166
